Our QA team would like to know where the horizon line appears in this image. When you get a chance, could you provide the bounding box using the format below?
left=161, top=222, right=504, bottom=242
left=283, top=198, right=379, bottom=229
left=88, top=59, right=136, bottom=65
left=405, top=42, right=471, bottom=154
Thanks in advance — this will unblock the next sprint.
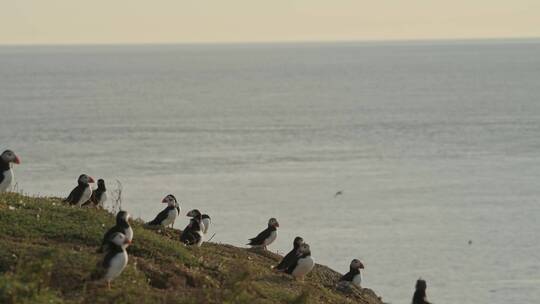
left=1, top=36, right=539, bottom=48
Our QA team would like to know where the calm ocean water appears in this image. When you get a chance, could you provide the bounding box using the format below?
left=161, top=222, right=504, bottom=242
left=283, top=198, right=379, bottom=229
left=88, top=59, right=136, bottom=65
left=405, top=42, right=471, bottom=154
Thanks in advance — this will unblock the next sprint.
left=1, top=40, right=540, bottom=303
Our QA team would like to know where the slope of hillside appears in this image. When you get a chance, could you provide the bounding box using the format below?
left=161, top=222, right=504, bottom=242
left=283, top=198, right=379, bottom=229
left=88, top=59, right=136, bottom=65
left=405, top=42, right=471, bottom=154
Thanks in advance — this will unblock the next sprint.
left=0, top=192, right=383, bottom=304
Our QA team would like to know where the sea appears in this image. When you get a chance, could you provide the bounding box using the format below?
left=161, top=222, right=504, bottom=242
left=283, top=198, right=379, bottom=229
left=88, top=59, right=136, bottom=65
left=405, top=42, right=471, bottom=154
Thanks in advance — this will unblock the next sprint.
left=1, top=39, right=539, bottom=304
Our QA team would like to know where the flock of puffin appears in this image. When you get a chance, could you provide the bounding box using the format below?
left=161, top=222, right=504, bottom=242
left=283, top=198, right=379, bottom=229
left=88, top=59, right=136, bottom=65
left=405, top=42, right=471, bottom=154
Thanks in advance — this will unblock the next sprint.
left=1, top=149, right=366, bottom=291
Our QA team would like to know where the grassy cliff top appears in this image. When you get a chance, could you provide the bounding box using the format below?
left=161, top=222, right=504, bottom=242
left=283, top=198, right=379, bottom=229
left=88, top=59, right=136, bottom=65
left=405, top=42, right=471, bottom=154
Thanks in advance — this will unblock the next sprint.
left=0, top=192, right=383, bottom=304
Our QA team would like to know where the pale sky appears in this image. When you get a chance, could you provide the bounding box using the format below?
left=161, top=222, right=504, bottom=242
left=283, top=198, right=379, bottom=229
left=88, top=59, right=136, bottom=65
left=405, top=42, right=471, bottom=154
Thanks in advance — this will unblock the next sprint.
left=1, top=0, right=539, bottom=44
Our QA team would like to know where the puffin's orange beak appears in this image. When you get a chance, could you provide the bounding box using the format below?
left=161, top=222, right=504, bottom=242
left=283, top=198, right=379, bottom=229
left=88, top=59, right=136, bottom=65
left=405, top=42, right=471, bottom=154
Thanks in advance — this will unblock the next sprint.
left=14, top=155, right=21, bottom=164
left=88, top=176, right=95, bottom=183
left=124, top=239, right=132, bottom=245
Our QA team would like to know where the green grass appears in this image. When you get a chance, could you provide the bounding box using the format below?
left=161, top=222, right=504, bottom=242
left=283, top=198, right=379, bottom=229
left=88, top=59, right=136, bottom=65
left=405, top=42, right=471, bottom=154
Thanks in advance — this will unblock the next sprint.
left=0, top=192, right=383, bottom=304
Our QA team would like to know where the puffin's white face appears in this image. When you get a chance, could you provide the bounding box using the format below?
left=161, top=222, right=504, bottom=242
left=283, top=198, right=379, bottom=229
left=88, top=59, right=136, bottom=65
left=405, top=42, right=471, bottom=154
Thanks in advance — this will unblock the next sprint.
left=1, top=150, right=21, bottom=165
left=268, top=218, right=279, bottom=228
left=350, top=259, right=364, bottom=269
left=162, top=194, right=177, bottom=206
left=78, top=174, right=95, bottom=184
left=298, top=243, right=310, bottom=254
left=111, top=233, right=131, bottom=246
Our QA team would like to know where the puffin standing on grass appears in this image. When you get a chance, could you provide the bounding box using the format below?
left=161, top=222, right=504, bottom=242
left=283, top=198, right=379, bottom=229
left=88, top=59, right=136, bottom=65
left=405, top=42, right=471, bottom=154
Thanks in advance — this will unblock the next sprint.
left=180, top=209, right=204, bottom=246
left=0, top=150, right=21, bottom=192
left=247, top=218, right=279, bottom=250
left=339, top=259, right=364, bottom=287
left=64, top=174, right=95, bottom=206
left=287, top=243, right=315, bottom=281
left=146, top=194, right=180, bottom=228
left=274, top=236, right=304, bottom=271
left=84, top=179, right=107, bottom=207
left=98, top=211, right=133, bottom=253
left=101, top=232, right=131, bottom=289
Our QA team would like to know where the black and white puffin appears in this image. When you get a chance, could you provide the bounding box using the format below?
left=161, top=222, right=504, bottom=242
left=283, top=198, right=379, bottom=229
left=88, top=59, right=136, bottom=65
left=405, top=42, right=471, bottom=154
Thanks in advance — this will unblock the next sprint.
left=247, top=218, right=279, bottom=250
left=146, top=194, right=180, bottom=228
left=339, top=259, right=364, bottom=287
left=101, top=232, right=131, bottom=289
left=98, top=211, right=133, bottom=253
left=286, top=243, right=314, bottom=281
left=185, top=209, right=211, bottom=233
left=84, top=179, right=107, bottom=207
left=201, top=214, right=211, bottom=235
left=180, top=209, right=204, bottom=246
left=64, top=174, right=95, bottom=206
left=0, top=149, right=21, bottom=192
left=274, top=236, right=304, bottom=271
left=185, top=209, right=211, bottom=237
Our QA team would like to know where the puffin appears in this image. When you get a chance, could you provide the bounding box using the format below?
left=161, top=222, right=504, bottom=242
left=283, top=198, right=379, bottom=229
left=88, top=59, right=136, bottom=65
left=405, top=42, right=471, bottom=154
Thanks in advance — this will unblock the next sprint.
left=339, top=259, right=364, bottom=287
left=146, top=194, right=180, bottom=228
left=274, top=236, right=304, bottom=271
left=84, top=179, right=107, bottom=208
left=185, top=209, right=211, bottom=234
left=201, top=214, right=211, bottom=235
left=286, top=243, right=315, bottom=281
left=101, top=232, right=131, bottom=289
left=247, top=218, right=279, bottom=250
left=180, top=209, right=204, bottom=247
left=0, top=149, right=21, bottom=192
left=64, top=174, right=95, bottom=206
left=98, top=211, right=133, bottom=253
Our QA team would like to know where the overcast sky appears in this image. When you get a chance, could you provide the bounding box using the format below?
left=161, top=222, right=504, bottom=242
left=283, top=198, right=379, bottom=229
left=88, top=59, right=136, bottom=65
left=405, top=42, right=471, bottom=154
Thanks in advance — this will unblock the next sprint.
left=1, top=0, right=539, bottom=44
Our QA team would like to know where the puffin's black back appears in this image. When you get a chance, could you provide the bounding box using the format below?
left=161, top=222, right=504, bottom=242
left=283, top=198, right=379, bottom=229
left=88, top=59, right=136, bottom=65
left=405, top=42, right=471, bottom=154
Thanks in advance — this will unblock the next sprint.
left=147, top=205, right=176, bottom=225
left=180, top=218, right=202, bottom=245
left=0, top=156, right=9, bottom=184
left=102, top=241, right=124, bottom=268
left=64, top=176, right=90, bottom=205
left=285, top=251, right=311, bottom=274
left=247, top=225, right=275, bottom=245
left=340, top=268, right=360, bottom=282
left=98, top=211, right=130, bottom=253
left=275, top=238, right=302, bottom=270
left=275, top=248, right=300, bottom=271
left=89, top=179, right=106, bottom=206
left=64, top=184, right=86, bottom=205
left=285, top=258, right=298, bottom=274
